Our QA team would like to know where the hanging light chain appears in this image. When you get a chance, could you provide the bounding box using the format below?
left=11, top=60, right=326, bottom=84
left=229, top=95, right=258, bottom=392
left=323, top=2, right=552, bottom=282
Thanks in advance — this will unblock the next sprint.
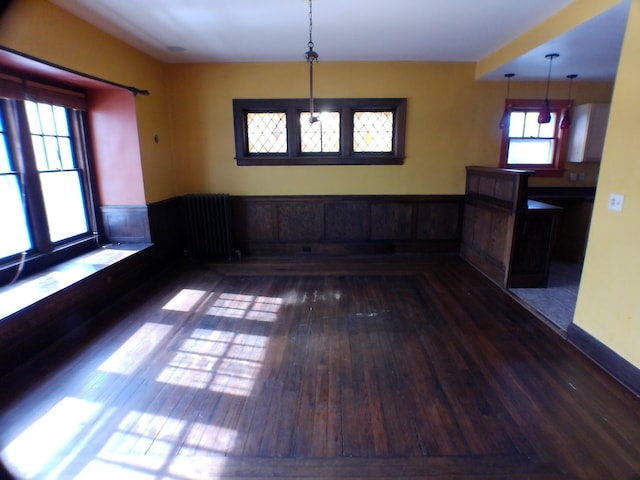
left=309, top=0, right=314, bottom=49
left=305, top=0, right=319, bottom=123
left=305, top=0, right=318, bottom=64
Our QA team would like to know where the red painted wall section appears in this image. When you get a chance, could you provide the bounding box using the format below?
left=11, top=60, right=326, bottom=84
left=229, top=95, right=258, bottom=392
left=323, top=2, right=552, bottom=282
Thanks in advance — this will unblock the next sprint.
left=88, top=89, right=146, bottom=205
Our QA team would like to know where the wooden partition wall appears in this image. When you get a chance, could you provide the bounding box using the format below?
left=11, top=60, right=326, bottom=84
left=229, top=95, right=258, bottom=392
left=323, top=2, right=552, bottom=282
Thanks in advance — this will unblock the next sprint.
left=460, top=167, right=561, bottom=288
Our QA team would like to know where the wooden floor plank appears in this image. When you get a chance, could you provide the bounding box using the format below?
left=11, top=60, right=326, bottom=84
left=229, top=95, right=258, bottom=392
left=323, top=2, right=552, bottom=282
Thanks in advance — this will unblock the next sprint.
left=0, top=255, right=638, bottom=480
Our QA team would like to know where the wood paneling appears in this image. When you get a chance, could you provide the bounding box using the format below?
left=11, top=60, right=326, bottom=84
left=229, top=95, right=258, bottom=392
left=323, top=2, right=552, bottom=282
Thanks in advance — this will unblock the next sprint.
left=100, top=205, right=151, bottom=244
left=371, top=202, right=412, bottom=240
left=416, top=201, right=461, bottom=240
left=231, top=195, right=464, bottom=256
left=466, top=166, right=530, bottom=211
left=233, top=201, right=278, bottom=242
left=324, top=201, right=369, bottom=241
left=461, top=167, right=560, bottom=288
left=278, top=201, right=325, bottom=242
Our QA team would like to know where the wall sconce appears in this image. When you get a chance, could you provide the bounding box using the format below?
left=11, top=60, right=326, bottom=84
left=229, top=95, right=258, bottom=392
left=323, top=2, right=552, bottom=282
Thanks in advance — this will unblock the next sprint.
left=499, top=73, right=515, bottom=130
left=560, top=74, right=577, bottom=130
left=538, top=53, right=559, bottom=124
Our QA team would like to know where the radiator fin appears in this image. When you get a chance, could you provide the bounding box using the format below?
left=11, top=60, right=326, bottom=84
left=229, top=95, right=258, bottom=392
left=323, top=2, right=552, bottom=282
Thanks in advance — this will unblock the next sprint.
left=183, top=194, right=232, bottom=258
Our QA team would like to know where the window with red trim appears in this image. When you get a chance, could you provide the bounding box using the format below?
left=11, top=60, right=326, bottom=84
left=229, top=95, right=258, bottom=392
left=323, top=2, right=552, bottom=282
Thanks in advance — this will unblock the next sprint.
left=499, top=99, right=571, bottom=176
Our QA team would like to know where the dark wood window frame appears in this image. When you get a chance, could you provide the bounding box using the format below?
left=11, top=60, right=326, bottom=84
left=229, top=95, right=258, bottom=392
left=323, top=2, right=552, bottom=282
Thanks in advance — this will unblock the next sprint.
left=233, top=98, right=407, bottom=166
left=499, top=99, right=571, bottom=177
left=0, top=72, right=98, bottom=284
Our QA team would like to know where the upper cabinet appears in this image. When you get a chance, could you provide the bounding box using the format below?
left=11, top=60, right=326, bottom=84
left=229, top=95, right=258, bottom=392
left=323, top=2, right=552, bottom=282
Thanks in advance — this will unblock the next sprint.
left=567, top=103, right=611, bottom=163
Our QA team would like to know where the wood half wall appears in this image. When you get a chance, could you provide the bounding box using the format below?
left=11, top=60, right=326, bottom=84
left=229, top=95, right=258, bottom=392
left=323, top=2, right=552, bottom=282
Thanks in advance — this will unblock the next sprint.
left=230, top=195, right=464, bottom=256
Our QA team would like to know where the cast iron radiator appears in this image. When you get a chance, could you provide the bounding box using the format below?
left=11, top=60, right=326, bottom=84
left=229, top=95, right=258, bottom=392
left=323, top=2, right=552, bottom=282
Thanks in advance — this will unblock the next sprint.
left=183, top=194, right=233, bottom=258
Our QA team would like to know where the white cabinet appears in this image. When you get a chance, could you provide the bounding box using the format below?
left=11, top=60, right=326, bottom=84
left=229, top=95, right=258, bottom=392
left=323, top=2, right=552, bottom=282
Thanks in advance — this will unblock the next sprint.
left=567, top=103, right=611, bottom=163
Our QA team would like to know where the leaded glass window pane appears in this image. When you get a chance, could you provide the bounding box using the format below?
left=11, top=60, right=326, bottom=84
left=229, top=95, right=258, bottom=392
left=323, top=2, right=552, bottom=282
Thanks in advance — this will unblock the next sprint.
left=247, top=112, right=287, bottom=153
left=300, top=111, right=340, bottom=153
left=353, top=111, right=393, bottom=153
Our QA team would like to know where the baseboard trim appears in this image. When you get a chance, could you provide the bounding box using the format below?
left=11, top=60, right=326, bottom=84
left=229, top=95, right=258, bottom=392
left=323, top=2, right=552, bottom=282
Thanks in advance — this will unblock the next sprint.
left=567, top=323, right=640, bottom=396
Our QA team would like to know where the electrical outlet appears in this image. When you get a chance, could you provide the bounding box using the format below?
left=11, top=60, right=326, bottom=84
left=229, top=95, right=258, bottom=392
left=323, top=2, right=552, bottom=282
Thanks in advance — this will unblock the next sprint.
left=608, top=193, right=624, bottom=212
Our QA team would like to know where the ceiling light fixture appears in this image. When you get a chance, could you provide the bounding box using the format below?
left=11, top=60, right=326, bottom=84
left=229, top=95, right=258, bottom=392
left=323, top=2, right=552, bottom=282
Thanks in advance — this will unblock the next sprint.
left=305, top=0, right=319, bottom=123
left=499, top=73, right=515, bottom=130
left=560, top=74, right=577, bottom=130
left=538, top=53, right=559, bottom=124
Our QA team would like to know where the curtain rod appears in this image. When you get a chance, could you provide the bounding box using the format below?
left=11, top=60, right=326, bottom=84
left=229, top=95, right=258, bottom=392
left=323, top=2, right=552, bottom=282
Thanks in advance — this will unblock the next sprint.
left=0, top=45, right=150, bottom=96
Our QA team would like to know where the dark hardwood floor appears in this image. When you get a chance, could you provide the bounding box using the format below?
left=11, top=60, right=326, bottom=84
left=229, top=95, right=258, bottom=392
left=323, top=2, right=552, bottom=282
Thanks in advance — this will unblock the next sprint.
left=0, top=255, right=638, bottom=479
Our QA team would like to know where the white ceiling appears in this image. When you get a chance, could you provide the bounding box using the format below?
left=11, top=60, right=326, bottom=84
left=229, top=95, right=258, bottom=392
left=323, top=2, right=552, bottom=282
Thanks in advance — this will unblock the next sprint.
left=49, top=0, right=630, bottom=81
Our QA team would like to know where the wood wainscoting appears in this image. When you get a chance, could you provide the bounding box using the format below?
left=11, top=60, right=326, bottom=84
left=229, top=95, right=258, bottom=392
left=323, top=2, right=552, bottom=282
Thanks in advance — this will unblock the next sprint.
left=230, top=195, right=464, bottom=256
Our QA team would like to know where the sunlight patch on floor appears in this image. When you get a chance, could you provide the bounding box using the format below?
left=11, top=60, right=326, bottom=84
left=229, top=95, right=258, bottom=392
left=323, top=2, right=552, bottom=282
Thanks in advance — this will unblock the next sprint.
left=2, top=397, right=103, bottom=479
left=98, top=322, right=174, bottom=375
left=208, top=292, right=283, bottom=322
left=157, top=329, right=268, bottom=397
left=162, top=288, right=209, bottom=312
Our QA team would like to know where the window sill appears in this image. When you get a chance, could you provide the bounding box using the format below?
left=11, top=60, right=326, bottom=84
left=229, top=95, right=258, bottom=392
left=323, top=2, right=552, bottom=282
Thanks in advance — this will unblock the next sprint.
left=0, top=244, right=152, bottom=322
left=236, top=155, right=405, bottom=166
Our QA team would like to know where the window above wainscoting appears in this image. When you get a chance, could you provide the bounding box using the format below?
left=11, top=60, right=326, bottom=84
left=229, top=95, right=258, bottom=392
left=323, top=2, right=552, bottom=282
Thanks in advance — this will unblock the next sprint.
left=232, top=98, right=407, bottom=166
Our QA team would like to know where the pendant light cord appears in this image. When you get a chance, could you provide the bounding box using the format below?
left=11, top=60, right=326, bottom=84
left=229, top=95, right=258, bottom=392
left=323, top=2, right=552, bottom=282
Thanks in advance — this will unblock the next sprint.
left=543, top=53, right=559, bottom=101
left=305, top=0, right=319, bottom=123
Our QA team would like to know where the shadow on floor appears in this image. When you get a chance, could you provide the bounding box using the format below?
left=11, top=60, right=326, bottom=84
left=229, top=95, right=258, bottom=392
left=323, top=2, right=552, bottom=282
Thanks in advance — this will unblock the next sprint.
left=510, top=261, right=583, bottom=331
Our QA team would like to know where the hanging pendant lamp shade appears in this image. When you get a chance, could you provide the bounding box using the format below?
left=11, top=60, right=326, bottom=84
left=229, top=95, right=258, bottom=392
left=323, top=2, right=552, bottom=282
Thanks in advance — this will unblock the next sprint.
left=560, top=74, right=577, bottom=130
left=305, top=0, right=319, bottom=123
left=499, top=73, right=515, bottom=130
left=538, top=53, right=559, bottom=124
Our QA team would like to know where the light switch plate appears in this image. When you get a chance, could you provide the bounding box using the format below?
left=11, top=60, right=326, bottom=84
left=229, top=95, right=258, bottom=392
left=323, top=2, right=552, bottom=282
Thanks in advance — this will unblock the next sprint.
left=608, top=193, right=624, bottom=212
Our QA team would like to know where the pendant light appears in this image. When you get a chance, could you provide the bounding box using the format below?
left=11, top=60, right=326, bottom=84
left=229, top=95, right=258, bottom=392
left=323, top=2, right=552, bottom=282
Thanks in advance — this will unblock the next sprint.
left=305, top=0, right=319, bottom=123
left=499, top=73, right=515, bottom=130
left=538, top=53, right=559, bottom=124
left=560, top=74, right=577, bottom=130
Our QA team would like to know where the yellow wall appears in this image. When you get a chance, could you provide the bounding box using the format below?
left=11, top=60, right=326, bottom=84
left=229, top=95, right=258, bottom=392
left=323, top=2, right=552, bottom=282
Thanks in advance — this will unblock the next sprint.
left=573, top=0, right=640, bottom=368
left=167, top=62, right=496, bottom=196
left=0, top=0, right=175, bottom=203
left=167, top=62, right=612, bottom=196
